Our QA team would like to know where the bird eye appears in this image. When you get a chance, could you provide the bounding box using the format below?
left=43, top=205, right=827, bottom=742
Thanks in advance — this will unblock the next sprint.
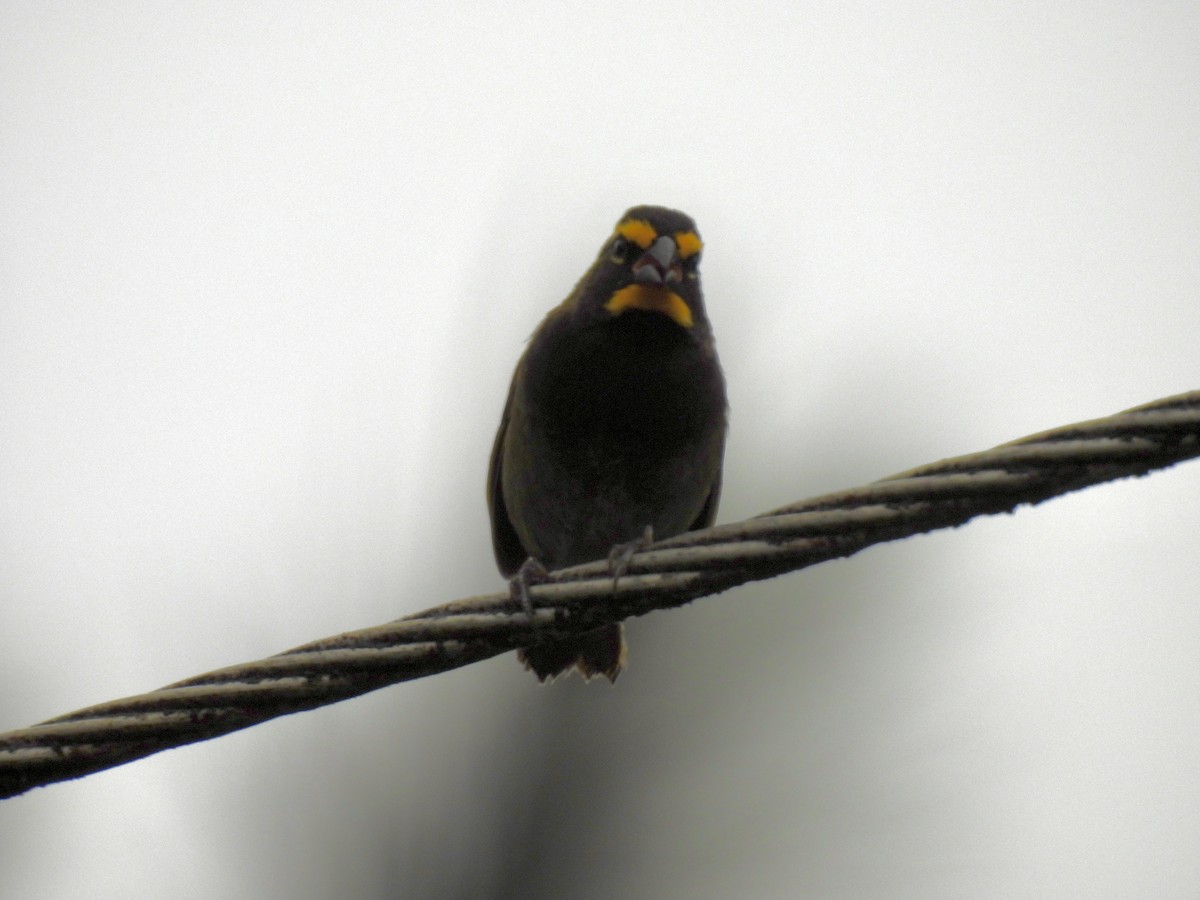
left=609, top=236, right=631, bottom=263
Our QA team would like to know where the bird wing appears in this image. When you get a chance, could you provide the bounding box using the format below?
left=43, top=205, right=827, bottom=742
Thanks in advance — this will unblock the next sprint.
left=689, top=465, right=723, bottom=532
left=486, top=370, right=529, bottom=577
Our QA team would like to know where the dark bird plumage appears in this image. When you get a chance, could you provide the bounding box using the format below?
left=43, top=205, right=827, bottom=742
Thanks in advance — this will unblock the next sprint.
left=487, top=205, right=727, bottom=681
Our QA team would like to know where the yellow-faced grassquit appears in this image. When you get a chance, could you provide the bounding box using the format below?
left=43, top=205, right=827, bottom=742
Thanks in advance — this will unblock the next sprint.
left=487, top=205, right=727, bottom=682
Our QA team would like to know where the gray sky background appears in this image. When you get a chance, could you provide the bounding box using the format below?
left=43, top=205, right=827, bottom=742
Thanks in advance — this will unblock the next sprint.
left=2, top=3, right=1199, bottom=898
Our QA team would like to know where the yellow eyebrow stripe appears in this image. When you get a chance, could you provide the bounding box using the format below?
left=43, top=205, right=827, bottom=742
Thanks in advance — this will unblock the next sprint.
left=675, top=230, right=703, bottom=259
left=615, top=219, right=658, bottom=250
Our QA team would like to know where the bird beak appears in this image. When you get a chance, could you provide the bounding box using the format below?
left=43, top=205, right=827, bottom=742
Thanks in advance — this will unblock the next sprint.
left=631, top=235, right=683, bottom=285
left=605, top=232, right=694, bottom=328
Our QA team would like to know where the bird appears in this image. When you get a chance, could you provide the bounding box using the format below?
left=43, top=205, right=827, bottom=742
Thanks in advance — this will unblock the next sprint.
left=487, top=205, right=728, bottom=682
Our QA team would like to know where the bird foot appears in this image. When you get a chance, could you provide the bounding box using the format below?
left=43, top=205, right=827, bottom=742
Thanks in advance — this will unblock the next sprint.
left=607, top=524, right=654, bottom=589
left=510, top=556, right=551, bottom=619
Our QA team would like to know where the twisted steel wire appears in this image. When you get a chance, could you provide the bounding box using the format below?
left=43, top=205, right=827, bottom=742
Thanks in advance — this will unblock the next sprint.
left=1, top=390, right=1197, bottom=799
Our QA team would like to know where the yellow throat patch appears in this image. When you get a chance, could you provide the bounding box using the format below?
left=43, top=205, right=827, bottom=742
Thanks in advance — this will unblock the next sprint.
left=604, top=284, right=694, bottom=328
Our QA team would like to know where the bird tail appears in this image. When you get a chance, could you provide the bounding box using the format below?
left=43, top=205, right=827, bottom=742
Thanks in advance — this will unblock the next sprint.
left=517, top=623, right=626, bottom=683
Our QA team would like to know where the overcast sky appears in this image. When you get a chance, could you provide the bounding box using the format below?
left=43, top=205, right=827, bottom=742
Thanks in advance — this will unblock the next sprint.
left=2, top=3, right=1199, bottom=898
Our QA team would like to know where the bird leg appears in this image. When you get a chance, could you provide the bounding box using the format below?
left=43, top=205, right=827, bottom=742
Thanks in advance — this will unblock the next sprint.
left=607, top=524, right=655, bottom=589
left=510, top=556, right=551, bottom=619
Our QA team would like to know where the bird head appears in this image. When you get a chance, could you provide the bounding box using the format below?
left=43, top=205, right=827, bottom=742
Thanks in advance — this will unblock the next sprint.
left=572, top=205, right=708, bottom=332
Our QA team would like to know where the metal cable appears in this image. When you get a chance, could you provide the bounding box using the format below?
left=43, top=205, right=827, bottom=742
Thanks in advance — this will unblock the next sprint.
left=1, top=390, right=1197, bottom=799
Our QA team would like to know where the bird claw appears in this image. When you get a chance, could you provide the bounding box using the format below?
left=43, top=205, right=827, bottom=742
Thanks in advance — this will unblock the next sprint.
left=608, top=524, right=654, bottom=589
left=510, top=556, right=551, bottom=619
